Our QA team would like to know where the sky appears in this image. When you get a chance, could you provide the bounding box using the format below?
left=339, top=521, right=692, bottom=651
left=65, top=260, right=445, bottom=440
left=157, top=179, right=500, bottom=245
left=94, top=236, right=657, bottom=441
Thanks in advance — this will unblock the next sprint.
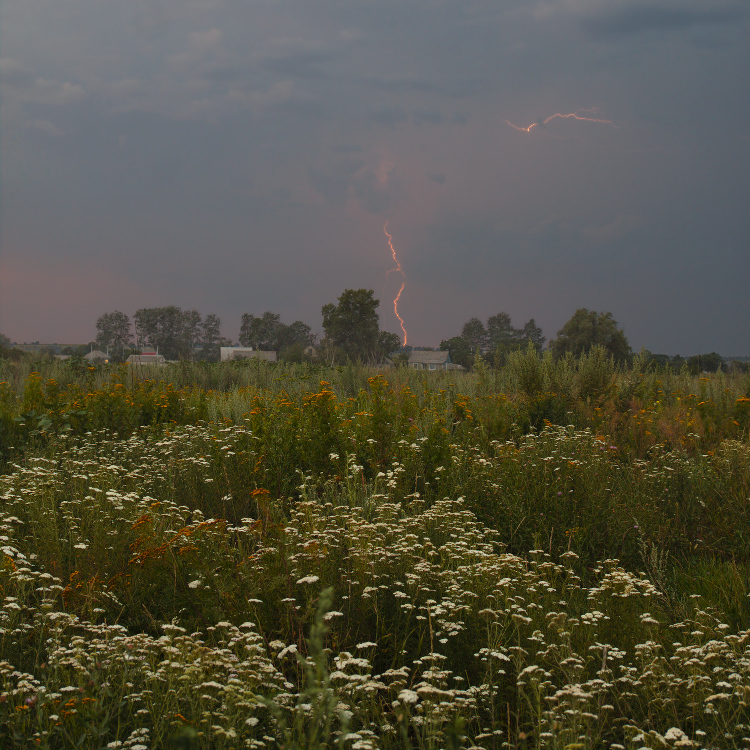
left=1, top=0, right=749, bottom=356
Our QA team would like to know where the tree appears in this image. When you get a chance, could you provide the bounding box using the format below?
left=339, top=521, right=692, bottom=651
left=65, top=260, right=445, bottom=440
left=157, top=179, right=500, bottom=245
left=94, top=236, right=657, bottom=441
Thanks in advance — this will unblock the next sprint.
left=550, top=309, right=631, bottom=363
left=95, top=311, right=133, bottom=361
left=376, top=331, right=401, bottom=362
left=133, top=306, right=199, bottom=360
left=276, top=320, right=314, bottom=352
left=239, top=312, right=282, bottom=350
left=0, top=333, right=12, bottom=349
left=321, top=289, right=381, bottom=362
left=461, top=318, right=488, bottom=355
left=687, top=352, right=723, bottom=375
left=487, top=312, right=521, bottom=350
left=440, top=337, right=472, bottom=369
left=182, top=309, right=203, bottom=360
left=520, top=319, right=546, bottom=352
left=200, top=314, right=229, bottom=362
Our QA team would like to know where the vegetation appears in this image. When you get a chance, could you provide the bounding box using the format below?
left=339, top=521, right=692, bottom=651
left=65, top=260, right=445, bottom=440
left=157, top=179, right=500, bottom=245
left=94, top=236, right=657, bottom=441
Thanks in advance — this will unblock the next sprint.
left=550, top=309, right=631, bottom=364
left=443, top=313, right=546, bottom=368
left=0, top=349, right=748, bottom=748
left=321, top=289, right=401, bottom=364
left=239, top=313, right=313, bottom=356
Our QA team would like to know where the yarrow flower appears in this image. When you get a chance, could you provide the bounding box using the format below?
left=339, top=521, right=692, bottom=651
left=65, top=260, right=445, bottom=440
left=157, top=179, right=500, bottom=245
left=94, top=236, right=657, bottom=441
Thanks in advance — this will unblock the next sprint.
left=296, top=575, right=320, bottom=585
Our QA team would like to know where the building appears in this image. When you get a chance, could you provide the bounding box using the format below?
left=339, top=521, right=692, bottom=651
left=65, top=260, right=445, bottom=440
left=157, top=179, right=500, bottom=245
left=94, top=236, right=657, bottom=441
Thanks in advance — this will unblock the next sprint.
left=127, top=353, right=166, bottom=366
left=220, top=347, right=278, bottom=363
left=407, top=350, right=453, bottom=371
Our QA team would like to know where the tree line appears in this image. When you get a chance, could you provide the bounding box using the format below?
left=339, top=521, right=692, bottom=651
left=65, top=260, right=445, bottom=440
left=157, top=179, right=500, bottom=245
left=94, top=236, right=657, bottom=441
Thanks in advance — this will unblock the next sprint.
left=3, top=295, right=738, bottom=372
left=93, top=308, right=317, bottom=363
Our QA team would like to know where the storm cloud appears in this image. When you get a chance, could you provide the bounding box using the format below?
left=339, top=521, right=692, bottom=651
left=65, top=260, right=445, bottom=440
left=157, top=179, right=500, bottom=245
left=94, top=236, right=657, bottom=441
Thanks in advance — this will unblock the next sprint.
left=1, top=0, right=748, bottom=355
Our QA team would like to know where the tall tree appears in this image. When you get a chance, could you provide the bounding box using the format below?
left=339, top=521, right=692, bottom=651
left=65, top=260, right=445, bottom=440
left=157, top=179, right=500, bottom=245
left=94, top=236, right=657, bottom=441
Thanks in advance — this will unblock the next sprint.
left=200, top=314, right=229, bottom=362
left=520, top=318, right=546, bottom=351
left=376, top=331, right=401, bottom=362
left=550, top=309, right=631, bottom=363
left=321, top=289, right=381, bottom=362
left=239, top=312, right=282, bottom=350
left=461, top=318, right=488, bottom=354
left=276, top=320, right=314, bottom=352
left=182, top=309, right=203, bottom=360
left=440, top=337, right=472, bottom=369
left=486, top=312, right=521, bottom=350
left=95, top=311, right=133, bottom=360
left=133, top=306, right=199, bottom=360
left=687, top=352, right=723, bottom=374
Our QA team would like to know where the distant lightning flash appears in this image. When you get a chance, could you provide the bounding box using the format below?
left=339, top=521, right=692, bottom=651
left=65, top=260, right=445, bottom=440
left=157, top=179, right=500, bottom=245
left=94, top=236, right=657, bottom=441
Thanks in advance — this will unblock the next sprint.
left=383, top=221, right=408, bottom=346
left=507, top=109, right=618, bottom=133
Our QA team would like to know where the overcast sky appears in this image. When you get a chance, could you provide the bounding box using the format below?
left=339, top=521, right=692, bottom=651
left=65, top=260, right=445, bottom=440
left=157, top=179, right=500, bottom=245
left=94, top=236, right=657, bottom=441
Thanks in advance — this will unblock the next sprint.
left=1, top=0, right=748, bottom=355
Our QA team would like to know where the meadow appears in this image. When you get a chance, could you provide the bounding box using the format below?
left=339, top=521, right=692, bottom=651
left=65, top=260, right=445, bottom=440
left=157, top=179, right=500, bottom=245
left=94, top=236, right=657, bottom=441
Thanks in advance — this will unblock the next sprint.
left=0, top=348, right=749, bottom=749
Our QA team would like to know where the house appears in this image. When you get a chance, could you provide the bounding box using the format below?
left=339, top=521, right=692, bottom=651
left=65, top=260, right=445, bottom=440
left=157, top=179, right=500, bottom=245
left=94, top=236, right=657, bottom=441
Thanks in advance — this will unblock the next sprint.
left=127, top=353, right=166, bottom=366
left=220, top=347, right=278, bottom=363
left=407, top=350, right=453, bottom=371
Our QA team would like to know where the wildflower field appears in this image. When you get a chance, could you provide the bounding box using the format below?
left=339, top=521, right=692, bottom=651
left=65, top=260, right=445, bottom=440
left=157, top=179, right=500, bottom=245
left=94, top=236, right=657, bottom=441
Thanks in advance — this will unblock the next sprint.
left=0, top=349, right=749, bottom=749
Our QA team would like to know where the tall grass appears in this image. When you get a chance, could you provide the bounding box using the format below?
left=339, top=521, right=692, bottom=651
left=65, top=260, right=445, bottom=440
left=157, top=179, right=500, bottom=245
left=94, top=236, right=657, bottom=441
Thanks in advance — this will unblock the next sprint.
left=0, top=354, right=748, bottom=747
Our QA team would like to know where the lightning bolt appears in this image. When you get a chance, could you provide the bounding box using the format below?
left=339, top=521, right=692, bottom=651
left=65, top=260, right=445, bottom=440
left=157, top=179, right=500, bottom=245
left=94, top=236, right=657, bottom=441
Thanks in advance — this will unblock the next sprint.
left=383, top=221, right=408, bottom=346
left=507, top=108, right=618, bottom=133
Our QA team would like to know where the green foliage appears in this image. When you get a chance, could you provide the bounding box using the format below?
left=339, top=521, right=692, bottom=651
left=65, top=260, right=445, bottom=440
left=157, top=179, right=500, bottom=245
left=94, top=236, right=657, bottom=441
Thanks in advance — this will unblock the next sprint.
left=551, top=308, right=632, bottom=364
left=440, top=337, right=472, bottom=369
left=687, top=351, right=724, bottom=374
left=321, top=289, right=382, bottom=363
left=460, top=317, right=487, bottom=354
left=95, top=310, right=133, bottom=361
left=134, top=306, right=197, bottom=360
left=2, top=427, right=750, bottom=746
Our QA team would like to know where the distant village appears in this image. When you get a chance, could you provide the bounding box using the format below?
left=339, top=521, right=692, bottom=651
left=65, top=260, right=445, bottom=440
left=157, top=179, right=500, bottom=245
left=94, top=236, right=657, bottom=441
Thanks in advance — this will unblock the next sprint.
left=5, top=342, right=466, bottom=372
left=3, top=294, right=747, bottom=374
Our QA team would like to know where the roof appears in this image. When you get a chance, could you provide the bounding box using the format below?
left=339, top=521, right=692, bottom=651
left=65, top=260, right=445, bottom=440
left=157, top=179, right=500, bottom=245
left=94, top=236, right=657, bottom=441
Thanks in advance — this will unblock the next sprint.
left=408, top=350, right=451, bottom=364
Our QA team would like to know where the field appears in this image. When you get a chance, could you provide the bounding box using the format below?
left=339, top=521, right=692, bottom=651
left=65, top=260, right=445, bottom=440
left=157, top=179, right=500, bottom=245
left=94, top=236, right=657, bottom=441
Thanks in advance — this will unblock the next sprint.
left=0, top=349, right=749, bottom=749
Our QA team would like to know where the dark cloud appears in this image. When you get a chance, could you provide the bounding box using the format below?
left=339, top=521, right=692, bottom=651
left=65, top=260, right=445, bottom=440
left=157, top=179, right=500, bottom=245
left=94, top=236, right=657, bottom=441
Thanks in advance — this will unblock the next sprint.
left=368, top=104, right=408, bottom=128
left=581, top=5, right=745, bottom=37
left=1, top=0, right=748, bottom=354
left=307, top=160, right=364, bottom=206
left=413, top=110, right=444, bottom=125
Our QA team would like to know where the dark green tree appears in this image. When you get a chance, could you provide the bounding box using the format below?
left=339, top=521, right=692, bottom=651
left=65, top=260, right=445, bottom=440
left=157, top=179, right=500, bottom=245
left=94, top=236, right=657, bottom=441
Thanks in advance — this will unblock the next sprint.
left=95, top=311, right=133, bottom=361
left=440, top=337, right=472, bottom=369
left=276, top=320, right=314, bottom=351
left=520, top=318, right=546, bottom=352
left=687, top=352, right=724, bottom=374
left=376, top=331, right=402, bottom=362
left=133, top=306, right=201, bottom=360
left=321, top=289, right=381, bottom=362
left=182, top=309, right=203, bottom=360
left=239, top=312, right=282, bottom=350
left=487, top=312, right=522, bottom=350
left=461, top=318, right=488, bottom=355
left=550, top=309, right=631, bottom=364
left=200, top=314, right=230, bottom=362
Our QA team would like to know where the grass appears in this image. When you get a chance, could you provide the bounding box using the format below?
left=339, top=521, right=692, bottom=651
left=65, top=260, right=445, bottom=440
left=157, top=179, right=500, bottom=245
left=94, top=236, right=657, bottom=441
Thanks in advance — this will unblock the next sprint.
left=0, top=352, right=748, bottom=747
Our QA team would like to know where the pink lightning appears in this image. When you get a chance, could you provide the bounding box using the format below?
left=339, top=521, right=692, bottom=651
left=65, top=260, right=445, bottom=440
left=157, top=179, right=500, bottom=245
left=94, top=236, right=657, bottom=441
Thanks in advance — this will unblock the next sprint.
left=383, top=221, right=408, bottom=346
left=507, top=108, right=618, bottom=133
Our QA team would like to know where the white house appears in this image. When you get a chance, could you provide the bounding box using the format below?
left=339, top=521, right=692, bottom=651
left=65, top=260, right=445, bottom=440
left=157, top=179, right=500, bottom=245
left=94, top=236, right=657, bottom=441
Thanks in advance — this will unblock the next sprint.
left=220, top=347, right=278, bottom=363
left=127, top=353, right=166, bottom=366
